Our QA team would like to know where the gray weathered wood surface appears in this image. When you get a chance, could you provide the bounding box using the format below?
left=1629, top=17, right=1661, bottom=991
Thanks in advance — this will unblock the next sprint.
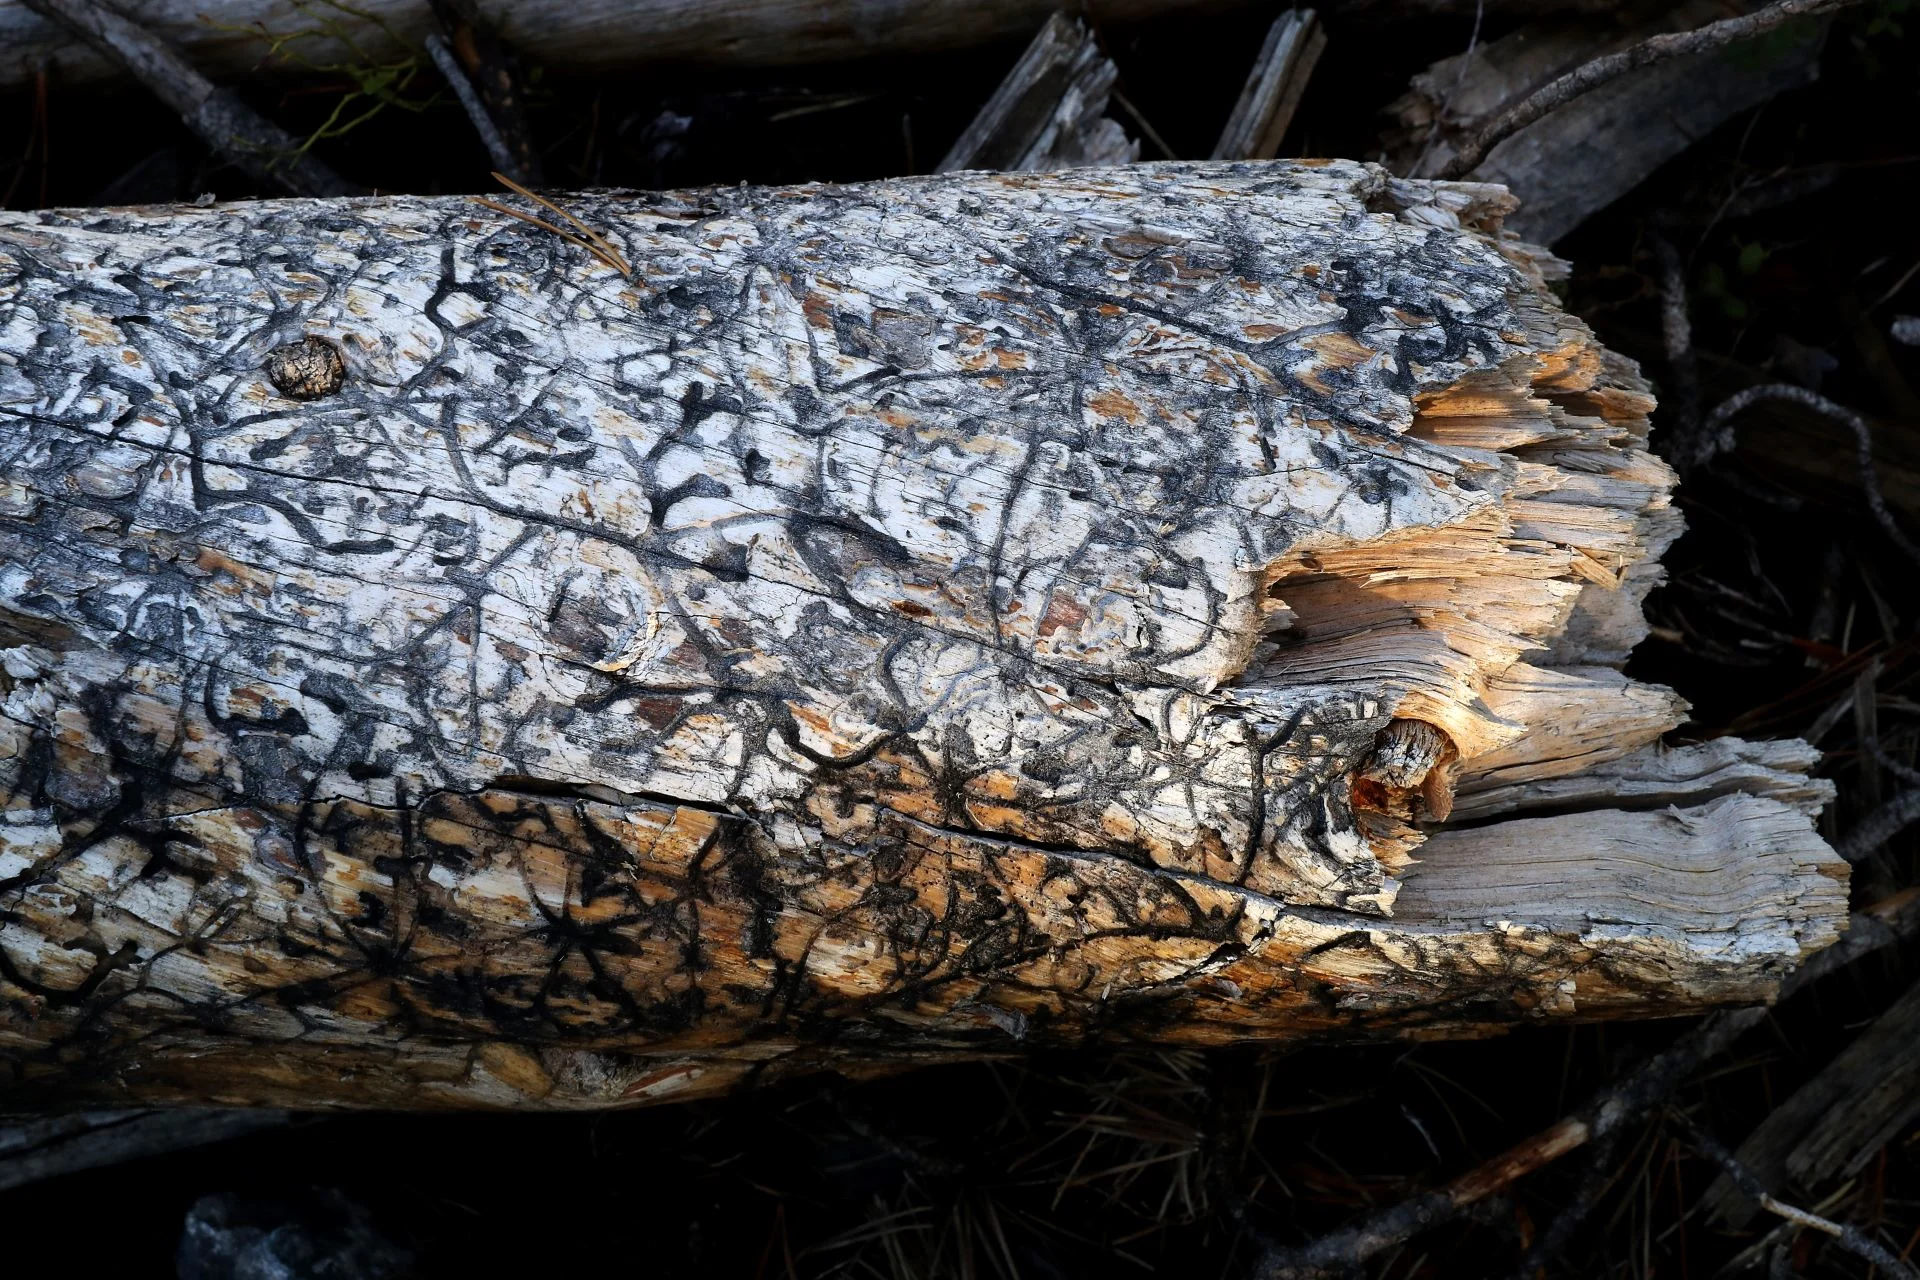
left=0, top=161, right=1846, bottom=1109
left=1384, top=0, right=1827, bottom=244
left=0, top=0, right=1223, bottom=91
left=936, top=12, right=1134, bottom=174
left=1210, top=8, right=1326, bottom=162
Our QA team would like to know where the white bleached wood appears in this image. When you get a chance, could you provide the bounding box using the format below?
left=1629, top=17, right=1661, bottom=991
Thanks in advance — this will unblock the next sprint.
left=0, top=161, right=1845, bottom=1109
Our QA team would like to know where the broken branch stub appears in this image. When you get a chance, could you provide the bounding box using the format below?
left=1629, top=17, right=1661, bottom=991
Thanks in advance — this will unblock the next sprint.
left=936, top=12, right=1135, bottom=174
left=0, top=161, right=1845, bottom=1110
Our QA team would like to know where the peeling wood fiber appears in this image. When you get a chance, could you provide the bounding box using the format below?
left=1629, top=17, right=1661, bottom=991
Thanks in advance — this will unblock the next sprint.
left=0, top=161, right=1846, bottom=1109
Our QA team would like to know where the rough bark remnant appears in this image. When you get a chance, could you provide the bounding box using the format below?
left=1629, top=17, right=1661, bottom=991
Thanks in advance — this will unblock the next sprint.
left=0, top=161, right=1845, bottom=1110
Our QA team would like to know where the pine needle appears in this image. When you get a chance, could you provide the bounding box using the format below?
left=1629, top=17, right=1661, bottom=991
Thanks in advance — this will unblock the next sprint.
left=471, top=172, right=634, bottom=278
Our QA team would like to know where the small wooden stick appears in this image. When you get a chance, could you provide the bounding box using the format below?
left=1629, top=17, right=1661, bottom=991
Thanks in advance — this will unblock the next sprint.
left=16, top=0, right=360, bottom=198
left=427, top=34, right=519, bottom=180
left=1671, top=1110, right=1920, bottom=1280
left=429, top=0, right=543, bottom=185
left=1255, top=888, right=1920, bottom=1279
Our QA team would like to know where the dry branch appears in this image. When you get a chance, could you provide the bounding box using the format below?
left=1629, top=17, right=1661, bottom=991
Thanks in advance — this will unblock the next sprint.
left=935, top=13, right=1135, bottom=174
left=1436, top=0, right=1857, bottom=184
left=1256, top=1008, right=1772, bottom=1279
left=427, top=0, right=542, bottom=187
left=1388, top=0, right=1832, bottom=243
left=1257, top=888, right=1920, bottom=1278
left=425, top=36, right=521, bottom=185
left=16, top=0, right=360, bottom=199
left=1702, top=384, right=1920, bottom=565
left=1673, top=1110, right=1920, bottom=1280
left=0, top=161, right=1847, bottom=1111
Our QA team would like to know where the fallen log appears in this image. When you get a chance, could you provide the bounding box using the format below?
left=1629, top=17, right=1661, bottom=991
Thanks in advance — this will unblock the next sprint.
left=0, top=161, right=1846, bottom=1110
left=0, top=0, right=1227, bottom=93
left=1384, top=0, right=1829, bottom=244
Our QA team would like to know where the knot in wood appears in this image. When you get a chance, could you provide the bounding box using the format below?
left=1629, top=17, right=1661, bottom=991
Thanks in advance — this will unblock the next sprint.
left=1361, top=718, right=1459, bottom=823
left=264, top=336, right=346, bottom=400
left=1362, top=719, right=1451, bottom=789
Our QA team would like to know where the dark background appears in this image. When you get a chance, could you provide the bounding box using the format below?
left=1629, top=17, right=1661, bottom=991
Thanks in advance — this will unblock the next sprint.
left=3, top=2, right=1919, bottom=1275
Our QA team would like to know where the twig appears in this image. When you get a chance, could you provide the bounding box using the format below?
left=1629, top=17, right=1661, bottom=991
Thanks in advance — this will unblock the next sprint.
left=1110, top=90, right=1177, bottom=162
left=16, top=0, right=360, bottom=198
left=1669, top=1110, right=1920, bottom=1280
left=1698, top=384, right=1920, bottom=566
left=1438, top=0, right=1862, bottom=180
left=427, top=0, right=542, bottom=185
left=1507, top=1130, right=1627, bottom=1279
left=1253, top=1010, right=1765, bottom=1279
left=1840, top=790, right=1920, bottom=862
left=425, top=34, right=518, bottom=179
left=1256, top=888, right=1920, bottom=1279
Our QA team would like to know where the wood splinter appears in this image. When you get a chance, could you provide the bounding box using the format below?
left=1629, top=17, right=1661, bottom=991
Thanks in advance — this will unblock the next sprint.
left=0, top=160, right=1847, bottom=1112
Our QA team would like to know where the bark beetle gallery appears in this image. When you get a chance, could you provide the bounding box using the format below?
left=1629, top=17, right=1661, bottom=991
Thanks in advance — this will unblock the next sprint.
left=0, top=161, right=1847, bottom=1110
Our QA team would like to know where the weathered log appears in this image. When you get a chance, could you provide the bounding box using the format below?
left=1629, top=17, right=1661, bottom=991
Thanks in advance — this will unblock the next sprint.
left=0, top=161, right=1846, bottom=1111
left=0, top=0, right=1228, bottom=92
left=1384, top=0, right=1828, bottom=244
